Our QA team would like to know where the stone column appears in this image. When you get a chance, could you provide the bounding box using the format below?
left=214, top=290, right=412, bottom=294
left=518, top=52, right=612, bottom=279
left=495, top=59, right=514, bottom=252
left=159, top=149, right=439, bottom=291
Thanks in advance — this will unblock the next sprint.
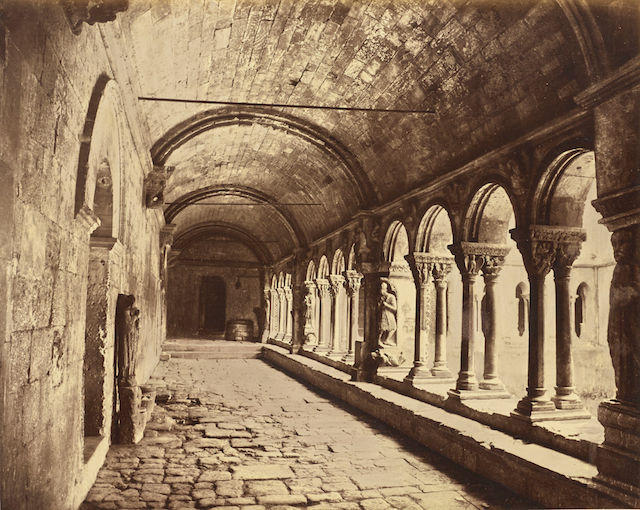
left=284, top=286, right=293, bottom=344
left=431, top=259, right=454, bottom=379
left=303, top=281, right=318, bottom=348
left=269, top=288, right=279, bottom=340
left=275, top=288, right=286, bottom=341
left=404, top=253, right=433, bottom=383
left=356, top=266, right=385, bottom=382
left=552, top=235, right=589, bottom=415
left=510, top=227, right=558, bottom=419
left=343, top=270, right=363, bottom=364
left=261, top=288, right=270, bottom=343
left=575, top=59, right=640, bottom=495
left=448, top=243, right=485, bottom=393
left=328, top=274, right=346, bottom=357
left=314, top=278, right=330, bottom=353
left=478, top=250, right=510, bottom=392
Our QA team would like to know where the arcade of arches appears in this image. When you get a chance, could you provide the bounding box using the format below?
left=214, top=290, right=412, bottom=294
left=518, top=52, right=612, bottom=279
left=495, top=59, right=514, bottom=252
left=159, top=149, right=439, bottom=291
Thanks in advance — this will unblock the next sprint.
left=1, top=1, right=640, bottom=508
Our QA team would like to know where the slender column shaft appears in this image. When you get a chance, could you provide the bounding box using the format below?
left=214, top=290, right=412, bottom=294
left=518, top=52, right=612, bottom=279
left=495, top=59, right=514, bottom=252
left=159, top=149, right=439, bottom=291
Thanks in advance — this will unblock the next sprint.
left=284, top=288, right=293, bottom=343
left=404, top=254, right=433, bottom=382
left=275, top=289, right=286, bottom=340
left=343, top=271, right=362, bottom=364
left=511, top=226, right=559, bottom=416
left=314, top=279, right=330, bottom=352
left=552, top=239, right=585, bottom=409
left=432, top=262, right=452, bottom=378
left=458, top=270, right=479, bottom=391
left=328, top=276, right=345, bottom=354
left=479, top=271, right=504, bottom=390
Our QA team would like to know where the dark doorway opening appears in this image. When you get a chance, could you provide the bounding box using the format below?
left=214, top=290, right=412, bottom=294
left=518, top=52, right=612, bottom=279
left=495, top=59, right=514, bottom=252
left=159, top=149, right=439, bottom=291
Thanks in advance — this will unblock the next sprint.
left=200, top=276, right=226, bottom=332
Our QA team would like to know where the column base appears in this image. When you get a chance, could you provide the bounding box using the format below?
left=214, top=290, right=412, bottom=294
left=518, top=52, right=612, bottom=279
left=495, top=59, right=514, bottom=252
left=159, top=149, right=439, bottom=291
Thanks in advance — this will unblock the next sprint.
left=454, top=371, right=479, bottom=391
left=551, top=390, right=589, bottom=413
left=479, top=377, right=506, bottom=391
left=511, top=395, right=564, bottom=422
left=313, top=345, right=329, bottom=353
left=596, top=400, right=640, bottom=490
left=430, top=365, right=453, bottom=379
left=448, top=388, right=511, bottom=401
left=403, top=364, right=431, bottom=383
left=327, top=350, right=347, bottom=360
left=342, top=353, right=355, bottom=364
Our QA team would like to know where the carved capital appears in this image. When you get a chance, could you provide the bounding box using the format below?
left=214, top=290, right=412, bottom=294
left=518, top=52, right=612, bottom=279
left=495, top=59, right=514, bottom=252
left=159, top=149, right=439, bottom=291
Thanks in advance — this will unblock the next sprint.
left=315, top=278, right=330, bottom=299
left=60, top=0, right=129, bottom=35
left=553, top=241, right=583, bottom=276
left=343, top=270, right=363, bottom=297
left=284, top=287, right=293, bottom=302
left=511, top=226, right=585, bottom=277
left=405, top=253, right=434, bottom=287
left=328, top=275, right=345, bottom=297
left=144, top=165, right=175, bottom=209
left=432, top=257, right=454, bottom=283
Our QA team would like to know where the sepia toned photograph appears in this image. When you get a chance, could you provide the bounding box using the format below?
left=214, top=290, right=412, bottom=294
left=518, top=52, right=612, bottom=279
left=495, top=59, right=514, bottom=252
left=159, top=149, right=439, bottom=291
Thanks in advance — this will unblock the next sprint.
left=0, top=0, right=639, bottom=508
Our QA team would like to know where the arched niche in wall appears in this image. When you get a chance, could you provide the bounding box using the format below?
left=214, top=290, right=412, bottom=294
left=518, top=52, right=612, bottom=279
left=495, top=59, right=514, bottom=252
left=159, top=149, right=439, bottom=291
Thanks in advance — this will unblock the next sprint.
left=79, top=78, right=126, bottom=454
left=381, top=221, right=413, bottom=366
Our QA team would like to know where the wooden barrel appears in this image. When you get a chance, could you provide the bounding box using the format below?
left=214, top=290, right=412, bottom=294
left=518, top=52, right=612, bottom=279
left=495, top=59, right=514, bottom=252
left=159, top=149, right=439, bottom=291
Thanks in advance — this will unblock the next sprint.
left=225, top=319, right=254, bottom=342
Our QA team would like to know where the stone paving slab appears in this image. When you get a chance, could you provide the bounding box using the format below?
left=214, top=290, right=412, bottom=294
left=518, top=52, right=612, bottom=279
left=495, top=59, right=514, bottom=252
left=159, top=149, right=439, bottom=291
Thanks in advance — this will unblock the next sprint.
left=81, top=358, right=539, bottom=510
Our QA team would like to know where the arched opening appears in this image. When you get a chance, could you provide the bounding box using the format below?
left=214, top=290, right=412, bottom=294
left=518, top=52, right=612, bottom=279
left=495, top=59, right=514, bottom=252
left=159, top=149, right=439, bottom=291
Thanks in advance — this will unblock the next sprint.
left=199, top=276, right=226, bottom=334
left=516, top=282, right=530, bottom=338
left=328, top=250, right=347, bottom=357
left=458, top=184, right=526, bottom=395
left=575, top=282, right=590, bottom=339
left=414, top=205, right=459, bottom=380
left=380, top=221, right=413, bottom=368
left=80, top=80, right=124, bottom=457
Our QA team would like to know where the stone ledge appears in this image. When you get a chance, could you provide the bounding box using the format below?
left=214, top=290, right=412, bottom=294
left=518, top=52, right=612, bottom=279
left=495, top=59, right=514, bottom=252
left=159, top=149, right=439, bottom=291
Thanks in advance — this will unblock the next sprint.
left=261, top=344, right=628, bottom=509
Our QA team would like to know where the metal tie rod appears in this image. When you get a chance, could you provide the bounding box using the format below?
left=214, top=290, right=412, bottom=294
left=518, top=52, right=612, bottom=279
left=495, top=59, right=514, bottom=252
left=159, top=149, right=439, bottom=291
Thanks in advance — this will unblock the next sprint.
left=138, top=96, right=436, bottom=114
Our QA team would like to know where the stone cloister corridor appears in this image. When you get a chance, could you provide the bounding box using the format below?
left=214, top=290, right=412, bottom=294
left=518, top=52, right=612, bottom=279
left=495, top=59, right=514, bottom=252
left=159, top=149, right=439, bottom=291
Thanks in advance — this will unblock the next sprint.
left=1, top=0, right=640, bottom=508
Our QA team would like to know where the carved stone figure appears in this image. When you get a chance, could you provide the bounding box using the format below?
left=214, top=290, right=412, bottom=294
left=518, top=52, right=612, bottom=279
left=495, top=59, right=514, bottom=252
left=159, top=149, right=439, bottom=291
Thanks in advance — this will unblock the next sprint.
left=304, top=287, right=316, bottom=344
left=607, top=227, right=640, bottom=406
left=378, top=281, right=397, bottom=347
left=116, top=294, right=140, bottom=387
left=60, top=0, right=129, bottom=35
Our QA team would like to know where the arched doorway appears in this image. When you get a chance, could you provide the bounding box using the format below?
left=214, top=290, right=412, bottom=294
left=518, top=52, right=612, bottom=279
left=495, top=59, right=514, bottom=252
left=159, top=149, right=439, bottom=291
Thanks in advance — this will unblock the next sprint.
left=200, top=276, right=226, bottom=334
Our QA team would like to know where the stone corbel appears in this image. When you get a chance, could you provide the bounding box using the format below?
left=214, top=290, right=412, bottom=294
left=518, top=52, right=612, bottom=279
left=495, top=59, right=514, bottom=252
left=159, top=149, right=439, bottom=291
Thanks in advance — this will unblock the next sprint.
left=144, top=165, right=175, bottom=209
left=160, top=223, right=177, bottom=250
left=75, top=203, right=100, bottom=236
left=592, top=185, right=640, bottom=232
left=60, top=0, right=129, bottom=35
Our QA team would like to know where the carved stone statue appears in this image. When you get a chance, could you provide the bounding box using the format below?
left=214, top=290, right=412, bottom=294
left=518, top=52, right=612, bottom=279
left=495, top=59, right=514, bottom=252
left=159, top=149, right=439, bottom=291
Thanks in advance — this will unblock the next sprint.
left=303, top=286, right=316, bottom=344
left=378, top=281, right=398, bottom=347
left=116, top=294, right=140, bottom=387
left=607, top=227, right=640, bottom=407
left=377, top=280, right=405, bottom=367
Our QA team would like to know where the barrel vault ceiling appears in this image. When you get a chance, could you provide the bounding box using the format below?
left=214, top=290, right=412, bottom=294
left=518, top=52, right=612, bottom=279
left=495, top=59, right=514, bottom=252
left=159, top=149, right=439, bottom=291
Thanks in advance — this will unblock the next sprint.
left=112, top=0, right=635, bottom=263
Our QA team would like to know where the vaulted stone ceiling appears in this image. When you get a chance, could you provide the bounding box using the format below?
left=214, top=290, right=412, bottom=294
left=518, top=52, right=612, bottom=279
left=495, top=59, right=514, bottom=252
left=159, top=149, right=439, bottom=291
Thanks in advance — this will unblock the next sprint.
left=114, top=0, right=633, bottom=263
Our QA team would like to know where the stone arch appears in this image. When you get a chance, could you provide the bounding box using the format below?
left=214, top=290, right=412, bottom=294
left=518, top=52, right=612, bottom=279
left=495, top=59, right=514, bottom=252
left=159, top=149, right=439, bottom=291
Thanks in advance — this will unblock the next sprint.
left=463, top=183, right=517, bottom=244
left=532, top=149, right=595, bottom=227
left=151, top=107, right=378, bottom=209
left=318, top=256, right=330, bottom=279
left=416, top=204, right=454, bottom=254
left=79, top=78, right=127, bottom=455
left=332, top=249, right=345, bottom=275
left=306, top=260, right=316, bottom=281
left=164, top=185, right=307, bottom=248
left=347, top=244, right=357, bottom=270
left=172, top=222, right=272, bottom=266
left=75, top=77, right=124, bottom=239
left=382, top=221, right=410, bottom=263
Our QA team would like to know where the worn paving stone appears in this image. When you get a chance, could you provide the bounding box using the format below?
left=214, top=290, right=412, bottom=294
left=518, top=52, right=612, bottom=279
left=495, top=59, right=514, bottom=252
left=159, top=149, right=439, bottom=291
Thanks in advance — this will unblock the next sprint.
left=82, top=359, right=539, bottom=510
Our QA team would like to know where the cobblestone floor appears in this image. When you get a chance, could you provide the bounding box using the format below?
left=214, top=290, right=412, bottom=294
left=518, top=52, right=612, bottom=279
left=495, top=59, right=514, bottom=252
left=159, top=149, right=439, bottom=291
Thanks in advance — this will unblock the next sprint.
left=82, top=358, right=541, bottom=510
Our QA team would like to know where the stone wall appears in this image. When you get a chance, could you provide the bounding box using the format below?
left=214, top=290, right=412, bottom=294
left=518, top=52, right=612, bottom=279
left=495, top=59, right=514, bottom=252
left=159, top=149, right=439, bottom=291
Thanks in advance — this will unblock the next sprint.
left=0, top=5, right=164, bottom=509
